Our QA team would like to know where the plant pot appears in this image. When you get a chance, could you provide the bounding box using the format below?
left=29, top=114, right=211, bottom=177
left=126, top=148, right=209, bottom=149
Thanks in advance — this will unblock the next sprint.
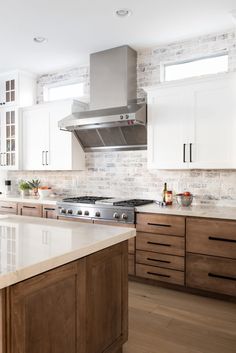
left=20, top=190, right=30, bottom=197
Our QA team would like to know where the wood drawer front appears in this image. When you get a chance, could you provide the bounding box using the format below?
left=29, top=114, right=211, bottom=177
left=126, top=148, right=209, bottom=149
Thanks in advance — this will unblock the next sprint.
left=43, top=205, right=58, bottom=219
left=186, top=253, right=236, bottom=297
left=136, top=232, right=185, bottom=256
left=136, top=213, right=185, bottom=236
left=136, top=250, right=184, bottom=271
left=128, top=254, right=135, bottom=275
left=0, top=201, right=17, bottom=214
left=136, top=263, right=185, bottom=285
left=18, top=203, right=42, bottom=217
left=187, top=218, right=236, bottom=259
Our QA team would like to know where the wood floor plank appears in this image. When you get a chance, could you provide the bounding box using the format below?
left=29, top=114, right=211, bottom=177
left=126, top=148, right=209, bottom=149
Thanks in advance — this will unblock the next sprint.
left=124, top=281, right=236, bottom=353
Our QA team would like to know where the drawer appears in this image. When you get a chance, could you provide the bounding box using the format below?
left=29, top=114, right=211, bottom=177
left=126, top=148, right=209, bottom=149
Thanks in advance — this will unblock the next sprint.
left=136, top=213, right=185, bottom=237
left=136, top=263, right=185, bottom=285
left=136, top=232, right=185, bottom=256
left=43, top=205, right=58, bottom=219
left=186, top=253, right=236, bottom=297
left=136, top=250, right=185, bottom=271
left=187, top=218, right=236, bottom=259
left=0, top=201, right=17, bottom=214
left=128, top=254, right=135, bottom=275
left=18, top=203, right=42, bottom=218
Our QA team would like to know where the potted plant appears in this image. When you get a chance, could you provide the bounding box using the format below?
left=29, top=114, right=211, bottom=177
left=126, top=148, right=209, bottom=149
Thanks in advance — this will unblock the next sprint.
left=28, top=179, right=41, bottom=196
left=18, top=180, right=31, bottom=197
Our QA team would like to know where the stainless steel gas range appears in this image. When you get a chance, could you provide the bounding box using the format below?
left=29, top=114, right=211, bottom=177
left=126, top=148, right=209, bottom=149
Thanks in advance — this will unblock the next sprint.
left=57, top=196, right=153, bottom=224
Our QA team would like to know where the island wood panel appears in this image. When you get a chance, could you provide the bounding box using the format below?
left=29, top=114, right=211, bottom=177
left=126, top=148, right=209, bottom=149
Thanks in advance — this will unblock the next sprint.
left=0, top=201, right=17, bottom=215
left=17, top=203, right=42, bottom=218
left=86, top=241, right=128, bottom=353
left=136, top=250, right=185, bottom=271
left=186, top=253, right=236, bottom=297
left=136, top=232, right=185, bottom=256
left=136, top=213, right=185, bottom=236
left=42, top=205, right=58, bottom=219
left=186, top=217, right=236, bottom=259
left=3, top=242, right=128, bottom=353
left=0, top=290, right=6, bottom=353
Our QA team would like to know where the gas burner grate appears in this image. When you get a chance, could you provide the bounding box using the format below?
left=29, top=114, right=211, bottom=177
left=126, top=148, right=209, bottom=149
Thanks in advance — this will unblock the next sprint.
left=62, top=196, right=112, bottom=204
left=113, top=199, right=154, bottom=207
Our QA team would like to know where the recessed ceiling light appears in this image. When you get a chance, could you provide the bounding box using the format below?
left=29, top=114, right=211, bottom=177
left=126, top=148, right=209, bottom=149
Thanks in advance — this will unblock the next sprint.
left=33, top=36, right=48, bottom=44
left=115, top=9, right=132, bottom=18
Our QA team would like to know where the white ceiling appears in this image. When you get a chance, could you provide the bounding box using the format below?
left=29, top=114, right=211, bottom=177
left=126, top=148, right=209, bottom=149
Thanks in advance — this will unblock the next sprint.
left=1, top=0, right=236, bottom=74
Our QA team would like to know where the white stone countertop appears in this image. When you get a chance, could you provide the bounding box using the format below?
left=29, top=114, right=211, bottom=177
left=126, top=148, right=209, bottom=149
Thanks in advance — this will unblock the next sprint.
left=135, top=203, right=236, bottom=221
left=0, top=195, right=60, bottom=205
left=0, top=215, right=135, bottom=289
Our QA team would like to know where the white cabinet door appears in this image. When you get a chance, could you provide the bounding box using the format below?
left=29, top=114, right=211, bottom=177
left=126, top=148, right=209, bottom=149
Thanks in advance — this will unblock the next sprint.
left=191, top=76, right=236, bottom=169
left=147, top=87, right=194, bottom=169
left=22, top=107, right=50, bottom=170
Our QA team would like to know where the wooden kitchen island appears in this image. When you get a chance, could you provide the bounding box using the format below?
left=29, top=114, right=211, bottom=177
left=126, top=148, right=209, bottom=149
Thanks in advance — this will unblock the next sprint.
left=0, top=215, right=135, bottom=353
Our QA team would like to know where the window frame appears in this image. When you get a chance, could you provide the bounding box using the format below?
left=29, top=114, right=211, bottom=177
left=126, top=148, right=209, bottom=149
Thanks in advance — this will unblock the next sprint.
left=43, top=79, right=84, bottom=102
left=160, top=52, right=229, bottom=83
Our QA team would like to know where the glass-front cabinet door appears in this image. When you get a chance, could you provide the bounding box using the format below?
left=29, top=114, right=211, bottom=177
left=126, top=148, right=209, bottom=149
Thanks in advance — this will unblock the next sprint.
left=0, top=108, right=18, bottom=169
left=0, top=75, right=17, bottom=106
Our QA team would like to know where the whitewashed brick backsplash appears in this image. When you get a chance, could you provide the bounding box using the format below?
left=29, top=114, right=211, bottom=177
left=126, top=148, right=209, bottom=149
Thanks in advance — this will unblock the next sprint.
left=9, top=28, right=236, bottom=205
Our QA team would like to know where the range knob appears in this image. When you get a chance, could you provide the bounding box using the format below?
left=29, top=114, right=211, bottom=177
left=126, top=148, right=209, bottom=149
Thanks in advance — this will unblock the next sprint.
left=60, top=208, right=66, bottom=214
left=67, top=209, right=73, bottom=215
left=84, top=210, right=89, bottom=216
left=120, top=115, right=124, bottom=120
left=95, top=211, right=101, bottom=217
left=113, top=212, right=120, bottom=219
left=77, top=210, right=82, bottom=215
left=125, top=114, right=129, bottom=119
left=121, top=213, right=128, bottom=220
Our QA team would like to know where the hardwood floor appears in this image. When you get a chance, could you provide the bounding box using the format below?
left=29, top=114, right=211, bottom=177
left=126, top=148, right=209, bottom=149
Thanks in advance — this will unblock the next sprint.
left=124, top=281, right=236, bottom=353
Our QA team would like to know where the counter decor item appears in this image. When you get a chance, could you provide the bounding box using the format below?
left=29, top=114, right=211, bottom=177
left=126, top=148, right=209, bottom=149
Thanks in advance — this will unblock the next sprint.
left=162, top=182, right=173, bottom=205
left=176, top=192, right=193, bottom=207
left=38, top=186, right=52, bottom=198
left=5, top=180, right=11, bottom=196
left=28, top=179, right=41, bottom=196
left=18, top=180, right=31, bottom=197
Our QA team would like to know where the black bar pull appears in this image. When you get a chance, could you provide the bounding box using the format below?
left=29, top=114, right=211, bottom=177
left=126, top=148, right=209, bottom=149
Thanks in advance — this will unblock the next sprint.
left=190, top=143, right=193, bottom=163
left=44, top=207, right=55, bottom=211
left=147, top=257, right=171, bottom=264
left=147, top=223, right=171, bottom=228
left=208, top=236, right=236, bottom=243
left=208, top=273, right=236, bottom=282
left=147, top=271, right=170, bottom=278
left=23, top=206, right=37, bottom=209
left=147, top=241, right=171, bottom=247
left=1, top=206, right=13, bottom=209
left=183, top=144, right=186, bottom=163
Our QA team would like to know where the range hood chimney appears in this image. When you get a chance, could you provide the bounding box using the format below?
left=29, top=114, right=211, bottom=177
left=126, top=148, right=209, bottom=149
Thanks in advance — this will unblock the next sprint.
left=59, top=45, right=147, bottom=151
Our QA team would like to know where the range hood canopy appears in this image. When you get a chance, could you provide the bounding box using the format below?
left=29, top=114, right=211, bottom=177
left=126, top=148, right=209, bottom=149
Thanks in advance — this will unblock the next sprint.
left=59, top=45, right=147, bottom=152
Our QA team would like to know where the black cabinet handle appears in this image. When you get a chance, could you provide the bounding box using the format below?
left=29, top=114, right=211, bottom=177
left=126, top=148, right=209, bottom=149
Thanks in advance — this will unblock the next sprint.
left=147, top=223, right=171, bottom=228
left=44, top=207, right=55, bottom=211
left=208, top=273, right=236, bottom=282
left=147, top=271, right=170, bottom=278
left=147, top=241, right=171, bottom=247
left=208, top=236, right=236, bottom=243
left=183, top=144, right=186, bottom=163
left=1, top=206, right=13, bottom=209
left=22, top=206, right=37, bottom=209
left=190, top=143, right=193, bottom=163
left=147, top=257, right=171, bottom=264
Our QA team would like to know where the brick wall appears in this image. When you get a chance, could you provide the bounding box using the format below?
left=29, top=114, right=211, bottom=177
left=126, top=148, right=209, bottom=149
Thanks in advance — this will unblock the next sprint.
left=9, top=28, right=236, bottom=205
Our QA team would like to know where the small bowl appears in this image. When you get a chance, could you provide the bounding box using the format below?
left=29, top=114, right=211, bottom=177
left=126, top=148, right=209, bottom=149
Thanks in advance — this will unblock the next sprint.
left=38, top=188, right=51, bottom=199
left=176, top=194, right=193, bottom=207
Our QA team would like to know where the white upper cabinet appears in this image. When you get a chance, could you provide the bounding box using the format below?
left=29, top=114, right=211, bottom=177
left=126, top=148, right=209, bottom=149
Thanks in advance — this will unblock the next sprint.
left=146, top=73, right=236, bottom=169
left=0, top=71, right=36, bottom=108
left=22, top=100, right=86, bottom=171
left=0, top=71, right=36, bottom=170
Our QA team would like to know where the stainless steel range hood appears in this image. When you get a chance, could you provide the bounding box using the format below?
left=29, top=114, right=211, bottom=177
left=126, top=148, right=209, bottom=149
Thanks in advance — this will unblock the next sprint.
left=59, top=45, right=147, bottom=151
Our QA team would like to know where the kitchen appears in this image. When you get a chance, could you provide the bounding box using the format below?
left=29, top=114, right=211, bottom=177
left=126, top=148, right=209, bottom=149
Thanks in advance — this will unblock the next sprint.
left=0, top=1, right=236, bottom=353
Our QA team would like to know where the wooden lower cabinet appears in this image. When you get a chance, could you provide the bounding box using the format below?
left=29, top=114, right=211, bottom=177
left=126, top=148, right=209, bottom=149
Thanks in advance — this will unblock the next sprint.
left=186, top=253, right=236, bottom=297
left=136, top=263, right=185, bottom=285
left=136, top=250, right=185, bottom=271
left=43, top=204, right=58, bottom=219
left=0, top=201, right=17, bottom=215
left=17, top=203, right=42, bottom=217
left=1, top=242, right=128, bottom=353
